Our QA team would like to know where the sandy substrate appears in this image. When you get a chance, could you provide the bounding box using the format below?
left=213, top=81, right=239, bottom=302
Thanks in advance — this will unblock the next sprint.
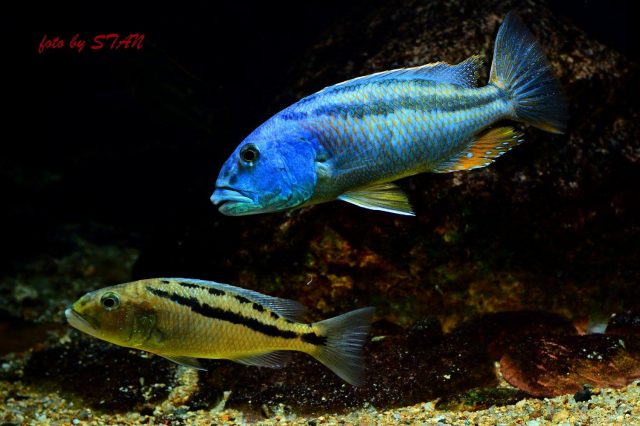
left=2, top=371, right=639, bottom=426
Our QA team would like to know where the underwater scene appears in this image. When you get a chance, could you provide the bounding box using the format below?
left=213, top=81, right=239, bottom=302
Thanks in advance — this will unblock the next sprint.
left=3, top=0, right=640, bottom=424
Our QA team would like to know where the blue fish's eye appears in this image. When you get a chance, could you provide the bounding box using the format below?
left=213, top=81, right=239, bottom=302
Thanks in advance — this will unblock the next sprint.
left=100, top=292, right=120, bottom=311
left=239, top=144, right=260, bottom=164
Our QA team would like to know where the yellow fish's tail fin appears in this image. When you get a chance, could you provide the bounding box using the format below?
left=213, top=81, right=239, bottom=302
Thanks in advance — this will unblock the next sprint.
left=311, top=307, right=375, bottom=386
left=490, top=12, right=568, bottom=134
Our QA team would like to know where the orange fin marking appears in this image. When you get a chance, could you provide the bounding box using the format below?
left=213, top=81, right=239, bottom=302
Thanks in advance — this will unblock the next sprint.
left=433, top=127, right=524, bottom=173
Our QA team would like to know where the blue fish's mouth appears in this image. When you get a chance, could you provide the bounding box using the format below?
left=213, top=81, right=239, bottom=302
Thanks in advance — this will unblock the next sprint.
left=211, top=187, right=255, bottom=215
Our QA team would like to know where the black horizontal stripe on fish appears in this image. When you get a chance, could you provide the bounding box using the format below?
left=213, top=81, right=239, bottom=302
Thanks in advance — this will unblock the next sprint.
left=178, top=281, right=225, bottom=297
left=280, top=110, right=308, bottom=121
left=301, top=332, right=328, bottom=346
left=313, top=96, right=499, bottom=120
left=234, top=295, right=251, bottom=304
left=178, top=287, right=266, bottom=313
left=305, top=90, right=500, bottom=121
left=147, top=286, right=325, bottom=345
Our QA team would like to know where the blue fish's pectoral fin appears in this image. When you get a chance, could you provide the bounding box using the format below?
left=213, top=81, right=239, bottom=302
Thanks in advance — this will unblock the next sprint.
left=338, top=182, right=415, bottom=216
left=232, top=351, right=292, bottom=369
left=433, top=127, right=524, bottom=173
left=160, top=354, right=207, bottom=370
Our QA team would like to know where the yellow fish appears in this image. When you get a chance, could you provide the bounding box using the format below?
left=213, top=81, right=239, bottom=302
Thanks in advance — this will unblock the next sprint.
left=65, top=278, right=375, bottom=385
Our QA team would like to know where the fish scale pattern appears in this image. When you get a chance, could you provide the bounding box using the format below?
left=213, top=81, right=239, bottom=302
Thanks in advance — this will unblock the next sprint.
left=281, top=78, right=510, bottom=188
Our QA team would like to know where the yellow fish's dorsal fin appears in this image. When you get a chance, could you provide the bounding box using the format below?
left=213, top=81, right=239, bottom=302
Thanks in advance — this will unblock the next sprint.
left=168, top=278, right=308, bottom=321
left=338, top=182, right=415, bottom=216
left=433, top=126, right=524, bottom=173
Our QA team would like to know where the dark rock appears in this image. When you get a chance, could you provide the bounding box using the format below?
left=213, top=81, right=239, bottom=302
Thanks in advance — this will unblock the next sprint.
left=606, top=310, right=640, bottom=336
left=0, top=312, right=63, bottom=356
left=186, top=393, right=220, bottom=412
left=22, top=334, right=175, bottom=412
left=500, top=334, right=640, bottom=397
left=573, top=384, right=593, bottom=402
left=190, top=319, right=495, bottom=415
left=0, top=238, right=138, bottom=324
left=450, top=311, right=576, bottom=360
left=407, top=317, right=444, bottom=348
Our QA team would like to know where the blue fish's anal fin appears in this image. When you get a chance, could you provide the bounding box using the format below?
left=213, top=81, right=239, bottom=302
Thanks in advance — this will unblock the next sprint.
left=338, top=183, right=415, bottom=216
left=233, top=351, right=291, bottom=368
left=433, top=126, right=524, bottom=173
left=160, top=355, right=207, bottom=370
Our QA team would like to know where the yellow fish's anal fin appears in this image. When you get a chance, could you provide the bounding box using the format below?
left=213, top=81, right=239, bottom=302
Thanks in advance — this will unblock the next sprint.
left=160, top=354, right=206, bottom=370
left=433, top=126, right=524, bottom=173
left=233, top=350, right=292, bottom=368
left=338, top=182, right=415, bottom=216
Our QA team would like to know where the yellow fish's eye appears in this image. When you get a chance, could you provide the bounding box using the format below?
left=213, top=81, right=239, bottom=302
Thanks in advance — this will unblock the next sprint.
left=239, top=143, right=260, bottom=164
left=100, top=292, right=120, bottom=311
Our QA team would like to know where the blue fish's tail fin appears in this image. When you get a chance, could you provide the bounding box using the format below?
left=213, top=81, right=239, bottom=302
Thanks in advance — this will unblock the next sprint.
left=490, top=12, right=568, bottom=134
left=311, top=307, right=375, bottom=386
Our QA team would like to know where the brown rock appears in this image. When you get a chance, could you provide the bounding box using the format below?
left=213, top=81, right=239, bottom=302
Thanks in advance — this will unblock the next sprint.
left=500, top=334, right=640, bottom=397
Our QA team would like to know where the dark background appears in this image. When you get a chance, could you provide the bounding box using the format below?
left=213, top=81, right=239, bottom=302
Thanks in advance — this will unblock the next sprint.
left=2, top=0, right=639, bottom=284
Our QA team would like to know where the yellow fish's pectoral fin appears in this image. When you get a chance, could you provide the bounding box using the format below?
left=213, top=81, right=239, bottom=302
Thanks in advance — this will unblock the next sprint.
left=160, top=354, right=206, bottom=370
left=433, top=127, right=524, bottom=173
left=233, top=350, right=292, bottom=368
left=338, top=182, right=415, bottom=216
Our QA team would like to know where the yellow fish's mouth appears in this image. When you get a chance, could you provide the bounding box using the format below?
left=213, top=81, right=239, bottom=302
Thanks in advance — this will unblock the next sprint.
left=65, top=306, right=97, bottom=336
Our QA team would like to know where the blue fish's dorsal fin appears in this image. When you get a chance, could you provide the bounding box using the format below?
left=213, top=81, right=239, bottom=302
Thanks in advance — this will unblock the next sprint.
left=169, top=278, right=308, bottom=321
left=325, top=55, right=483, bottom=91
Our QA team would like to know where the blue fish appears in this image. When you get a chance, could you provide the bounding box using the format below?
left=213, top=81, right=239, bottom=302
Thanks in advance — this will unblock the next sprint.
left=212, top=12, right=568, bottom=216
